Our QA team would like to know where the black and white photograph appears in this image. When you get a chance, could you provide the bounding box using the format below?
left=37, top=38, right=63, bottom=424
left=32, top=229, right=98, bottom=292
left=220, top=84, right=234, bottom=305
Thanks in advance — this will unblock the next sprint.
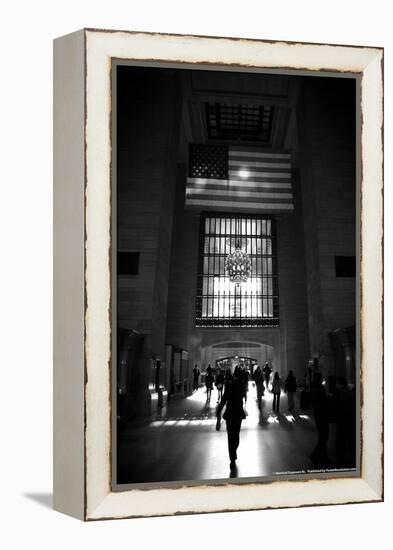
left=1, top=0, right=390, bottom=541
left=115, top=64, right=358, bottom=486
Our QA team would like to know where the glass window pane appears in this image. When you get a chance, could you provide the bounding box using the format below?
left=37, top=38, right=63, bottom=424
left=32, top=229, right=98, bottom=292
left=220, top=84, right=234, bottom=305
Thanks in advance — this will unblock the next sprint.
left=213, top=296, right=219, bottom=317
left=251, top=238, right=256, bottom=255
left=257, top=297, right=262, bottom=317
left=197, top=214, right=277, bottom=326
left=266, top=220, right=271, bottom=235
left=224, top=236, right=230, bottom=254
left=267, top=238, right=272, bottom=255
left=251, top=257, right=257, bottom=274
left=207, top=298, right=213, bottom=317
left=220, top=237, right=225, bottom=254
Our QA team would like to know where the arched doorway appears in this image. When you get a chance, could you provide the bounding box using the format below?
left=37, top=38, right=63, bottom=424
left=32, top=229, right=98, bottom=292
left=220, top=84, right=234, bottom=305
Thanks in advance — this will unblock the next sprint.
left=204, top=341, right=275, bottom=371
left=215, top=355, right=258, bottom=374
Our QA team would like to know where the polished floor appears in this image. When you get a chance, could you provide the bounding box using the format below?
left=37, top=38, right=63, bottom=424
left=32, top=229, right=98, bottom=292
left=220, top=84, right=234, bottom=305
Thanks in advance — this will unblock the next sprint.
left=117, top=383, right=333, bottom=484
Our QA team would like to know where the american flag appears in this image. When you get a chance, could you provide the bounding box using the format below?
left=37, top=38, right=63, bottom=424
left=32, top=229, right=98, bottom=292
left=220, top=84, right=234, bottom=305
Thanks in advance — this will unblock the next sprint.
left=185, top=145, right=293, bottom=213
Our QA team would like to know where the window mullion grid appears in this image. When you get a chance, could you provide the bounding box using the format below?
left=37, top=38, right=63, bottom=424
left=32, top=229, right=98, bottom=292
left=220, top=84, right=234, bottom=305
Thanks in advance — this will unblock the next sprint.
left=271, top=217, right=279, bottom=322
left=217, top=218, right=220, bottom=321
left=197, top=213, right=278, bottom=327
left=212, top=219, right=216, bottom=319
left=207, top=216, right=211, bottom=319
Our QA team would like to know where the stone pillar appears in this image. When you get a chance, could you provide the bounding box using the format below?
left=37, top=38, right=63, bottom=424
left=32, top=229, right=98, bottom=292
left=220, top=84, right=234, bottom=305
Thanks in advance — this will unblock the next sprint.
left=297, top=77, right=356, bottom=379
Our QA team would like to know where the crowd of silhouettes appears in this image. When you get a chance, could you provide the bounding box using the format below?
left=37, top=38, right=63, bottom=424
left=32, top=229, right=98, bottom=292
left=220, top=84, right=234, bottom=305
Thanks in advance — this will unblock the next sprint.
left=192, top=358, right=356, bottom=473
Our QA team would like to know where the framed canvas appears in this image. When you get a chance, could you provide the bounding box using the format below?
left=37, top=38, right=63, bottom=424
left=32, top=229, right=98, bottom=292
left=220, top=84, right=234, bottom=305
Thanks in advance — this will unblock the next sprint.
left=53, top=29, right=383, bottom=521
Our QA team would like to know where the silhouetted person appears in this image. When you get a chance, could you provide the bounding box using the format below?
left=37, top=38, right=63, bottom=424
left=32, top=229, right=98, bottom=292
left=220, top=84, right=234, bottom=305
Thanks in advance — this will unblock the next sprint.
left=335, top=377, right=356, bottom=468
left=239, top=368, right=250, bottom=403
left=272, top=372, right=282, bottom=412
left=224, top=368, right=233, bottom=391
left=312, top=357, right=320, bottom=376
left=284, top=370, right=298, bottom=411
left=253, top=365, right=265, bottom=408
left=263, top=362, right=272, bottom=390
left=310, top=372, right=329, bottom=466
left=307, top=357, right=320, bottom=388
left=205, top=370, right=214, bottom=401
left=215, top=369, right=225, bottom=403
left=192, top=364, right=200, bottom=391
left=304, top=362, right=313, bottom=391
left=216, top=366, right=246, bottom=470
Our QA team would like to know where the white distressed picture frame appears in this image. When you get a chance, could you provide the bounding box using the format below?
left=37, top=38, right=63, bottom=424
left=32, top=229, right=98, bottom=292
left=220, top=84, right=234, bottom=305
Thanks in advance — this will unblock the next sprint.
left=53, top=29, right=383, bottom=521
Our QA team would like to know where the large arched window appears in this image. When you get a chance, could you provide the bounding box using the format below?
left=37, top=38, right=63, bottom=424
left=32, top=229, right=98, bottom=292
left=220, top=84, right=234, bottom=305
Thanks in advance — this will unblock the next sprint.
left=196, top=212, right=279, bottom=327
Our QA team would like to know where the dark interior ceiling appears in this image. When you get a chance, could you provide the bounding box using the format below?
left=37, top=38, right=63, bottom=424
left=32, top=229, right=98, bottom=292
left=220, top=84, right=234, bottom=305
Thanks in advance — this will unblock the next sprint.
left=205, top=102, right=274, bottom=143
left=178, top=69, right=302, bottom=162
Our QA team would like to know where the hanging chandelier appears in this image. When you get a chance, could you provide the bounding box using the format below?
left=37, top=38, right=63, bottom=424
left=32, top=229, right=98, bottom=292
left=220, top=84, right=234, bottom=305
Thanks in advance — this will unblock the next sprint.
left=225, top=218, right=251, bottom=285
left=225, top=246, right=251, bottom=285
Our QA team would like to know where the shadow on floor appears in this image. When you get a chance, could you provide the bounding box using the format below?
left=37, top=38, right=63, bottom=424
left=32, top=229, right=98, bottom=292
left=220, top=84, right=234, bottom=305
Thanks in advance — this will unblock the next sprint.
left=23, top=492, right=53, bottom=509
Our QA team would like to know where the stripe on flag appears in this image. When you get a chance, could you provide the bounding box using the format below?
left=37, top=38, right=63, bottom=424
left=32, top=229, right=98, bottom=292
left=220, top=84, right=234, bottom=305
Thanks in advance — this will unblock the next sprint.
left=185, top=146, right=293, bottom=213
